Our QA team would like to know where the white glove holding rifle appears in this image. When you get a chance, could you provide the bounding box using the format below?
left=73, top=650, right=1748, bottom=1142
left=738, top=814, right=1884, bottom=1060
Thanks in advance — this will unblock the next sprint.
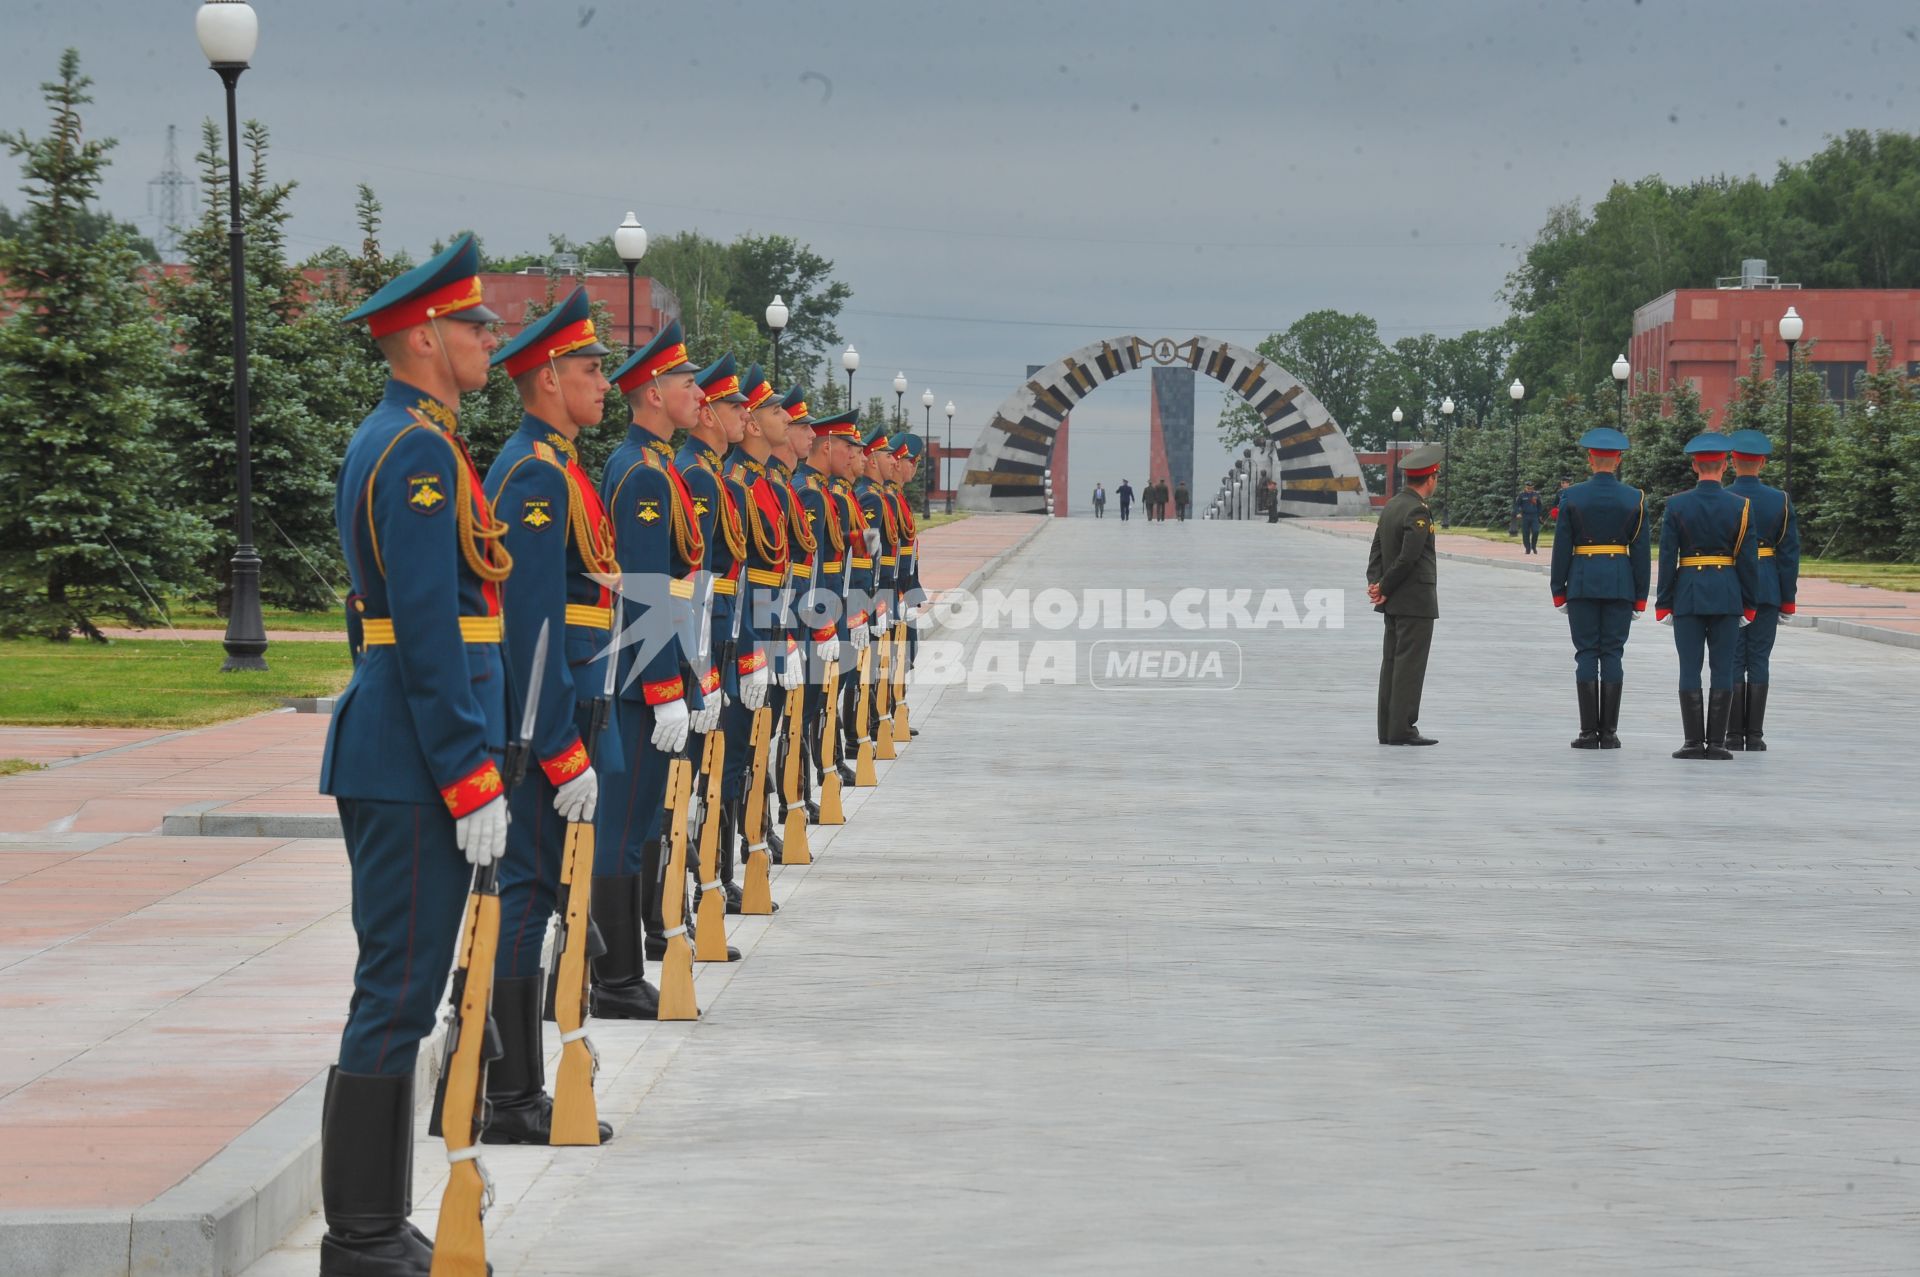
left=741, top=663, right=770, bottom=710
left=651, top=698, right=690, bottom=753
left=454, top=797, right=507, bottom=867
left=552, top=767, right=597, bottom=823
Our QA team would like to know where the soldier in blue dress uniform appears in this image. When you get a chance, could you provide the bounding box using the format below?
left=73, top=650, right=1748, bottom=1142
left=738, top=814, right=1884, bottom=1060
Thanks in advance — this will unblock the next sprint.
left=1548, top=427, right=1651, bottom=749
left=889, top=434, right=926, bottom=726
left=320, top=233, right=509, bottom=1274
left=795, top=411, right=860, bottom=791
left=838, top=429, right=880, bottom=768
left=595, top=319, right=704, bottom=1011
left=856, top=426, right=899, bottom=754
left=478, top=286, right=618, bottom=1143
left=1655, top=434, right=1762, bottom=760
left=1724, top=429, right=1800, bottom=750
left=679, top=353, right=750, bottom=958
left=764, top=386, right=820, bottom=838
left=715, top=366, right=799, bottom=889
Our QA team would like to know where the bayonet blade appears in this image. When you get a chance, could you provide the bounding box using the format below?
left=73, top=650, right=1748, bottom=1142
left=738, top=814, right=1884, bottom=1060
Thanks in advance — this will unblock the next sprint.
left=519, top=619, right=549, bottom=747
left=601, top=592, right=621, bottom=699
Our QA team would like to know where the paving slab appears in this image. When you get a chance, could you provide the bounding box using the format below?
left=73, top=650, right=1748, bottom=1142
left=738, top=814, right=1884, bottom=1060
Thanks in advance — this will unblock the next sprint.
left=240, top=517, right=1916, bottom=1275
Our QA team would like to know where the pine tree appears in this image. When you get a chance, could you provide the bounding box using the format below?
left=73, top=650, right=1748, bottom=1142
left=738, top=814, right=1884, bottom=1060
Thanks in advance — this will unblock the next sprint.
left=157, top=119, right=362, bottom=612
left=1814, top=336, right=1910, bottom=559
left=0, top=51, right=212, bottom=639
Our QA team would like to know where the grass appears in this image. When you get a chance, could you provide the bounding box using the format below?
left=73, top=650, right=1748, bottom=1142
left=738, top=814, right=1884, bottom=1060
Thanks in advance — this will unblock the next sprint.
left=132, top=603, right=348, bottom=633
left=918, top=512, right=973, bottom=530
left=0, top=639, right=353, bottom=728
left=0, top=758, right=47, bottom=777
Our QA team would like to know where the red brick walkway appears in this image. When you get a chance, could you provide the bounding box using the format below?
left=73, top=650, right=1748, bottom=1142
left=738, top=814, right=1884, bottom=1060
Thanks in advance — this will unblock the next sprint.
left=0, top=513, right=1040, bottom=1222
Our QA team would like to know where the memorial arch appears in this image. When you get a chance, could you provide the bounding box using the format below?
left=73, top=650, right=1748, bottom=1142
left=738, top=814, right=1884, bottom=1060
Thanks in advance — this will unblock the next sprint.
left=956, top=335, right=1370, bottom=517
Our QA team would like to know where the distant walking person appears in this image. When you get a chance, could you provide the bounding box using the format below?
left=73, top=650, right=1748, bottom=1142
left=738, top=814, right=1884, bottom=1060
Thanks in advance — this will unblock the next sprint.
left=1263, top=476, right=1280, bottom=523
left=1367, top=445, right=1443, bottom=746
left=1514, top=480, right=1543, bottom=554
left=1117, top=479, right=1134, bottom=522
left=1091, top=482, right=1106, bottom=518
left=1175, top=482, right=1190, bottom=521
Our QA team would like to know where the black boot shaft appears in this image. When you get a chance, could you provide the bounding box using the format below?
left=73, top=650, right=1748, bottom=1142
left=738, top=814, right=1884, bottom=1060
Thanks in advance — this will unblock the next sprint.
left=1704, top=688, right=1735, bottom=759
left=1572, top=681, right=1602, bottom=749
left=1673, top=689, right=1709, bottom=759
left=1598, top=682, right=1623, bottom=749
left=1725, top=679, right=1748, bottom=750
left=320, top=1068, right=433, bottom=1274
left=1744, top=683, right=1769, bottom=750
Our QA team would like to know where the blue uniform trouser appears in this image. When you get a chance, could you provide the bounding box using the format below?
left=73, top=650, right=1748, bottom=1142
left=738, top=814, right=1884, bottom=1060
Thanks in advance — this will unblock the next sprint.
left=1734, top=604, right=1780, bottom=683
left=335, top=796, right=473, bottom=1077
left=1520, top=518, right=1541, bottom=552
left=1565, top=598, right=1632, bottom=682
left=1672, top=613, right=1740, bottom=692
left=721, top=696, right=753, bottom=802
left=597, top=698, right=666, bottom=877
left=494, top=765, right=562, bottom=981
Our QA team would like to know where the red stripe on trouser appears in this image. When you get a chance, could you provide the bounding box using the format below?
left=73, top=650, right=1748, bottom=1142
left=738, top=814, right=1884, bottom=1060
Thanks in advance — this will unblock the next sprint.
left=372, top=804, right=423, bottom=1075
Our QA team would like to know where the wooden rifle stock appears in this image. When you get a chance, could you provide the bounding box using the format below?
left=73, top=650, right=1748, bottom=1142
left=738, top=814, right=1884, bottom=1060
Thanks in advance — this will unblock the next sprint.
left=875, top=620, right=897, bottom=760
left=548, top=691, right=611, bottom=1147
left=692, top=728, right=731, bottom=962
left=655, top=753, right=698, bottom=1019
left=818, top=656, right=844, bottom=825
left=738, top=705, right=775, bottom=913
left=853, top=644, right=878, bottom=787
left=891, top=617, right=910, bottom=742
left=779, top=684, right=811, bottom=863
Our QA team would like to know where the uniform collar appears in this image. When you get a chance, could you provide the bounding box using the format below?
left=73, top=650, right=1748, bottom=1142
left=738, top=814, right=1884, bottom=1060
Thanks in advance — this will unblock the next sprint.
left=517, top=413, right=577, bottom=461
left=1590, top=471, right=1618, bottom=484
left=1695, top=478, right=1724, bottom=490
left=1730, top=474, right=1765, bottom=491
left=386, top=378, right=458, bottom=431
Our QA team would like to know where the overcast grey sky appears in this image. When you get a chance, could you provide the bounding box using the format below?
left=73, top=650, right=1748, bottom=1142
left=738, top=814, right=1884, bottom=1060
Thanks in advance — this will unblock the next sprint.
left=6, top=0, right=1917, bottom=508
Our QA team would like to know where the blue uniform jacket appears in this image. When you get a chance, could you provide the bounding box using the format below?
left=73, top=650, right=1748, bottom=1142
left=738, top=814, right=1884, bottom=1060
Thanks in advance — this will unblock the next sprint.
left=795, top=464, right=851, bottom=640
left=764, top=460, right=812, bottom=678
left=485, top=416, right=623, bottom=785
left=891, top=484, right=923, bottom=609
left=1656, top=480, right=1762, bottom=617
left=724, top=450, right=793, bottom=680
left=676, top=437, right=748, bottom=697
left=600, top=427, right=705, bottom=711
left=856, top=477, right=897, bottom=623
left=1549, top=472, right=1651, bottom=604
left=838, top=478, right=875, bottom=630
left=1729, top=475, right=1800, bottom=609
left=321, top=379, right=507, bottom=816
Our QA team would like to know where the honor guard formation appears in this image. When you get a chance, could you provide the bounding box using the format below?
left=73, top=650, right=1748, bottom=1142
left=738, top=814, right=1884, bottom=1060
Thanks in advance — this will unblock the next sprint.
left=1368, top=426, right=1800, bottom=757
left=318, top=236, right=926, bottom=1276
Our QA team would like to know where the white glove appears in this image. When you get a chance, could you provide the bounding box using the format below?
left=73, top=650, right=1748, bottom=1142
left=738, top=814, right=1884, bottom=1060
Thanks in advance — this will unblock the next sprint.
left=779, top=654, right=803, bottom=690
left=863, top=527, right=881, bottom=554
left=454, top=796, right=507, bottom=868
left=1554, top=603, right=1568, bottom=615
left=849, top=623, right=870, bottom=653
left=741, top=664, right=770, bottom=710
left=1659, top=614, right=1673, bottom=627
left=1630, top=607, right=1643, bottom=622
left=1737, top=612, right=1751, bottom=628
left=870, top=616, right=888, bottom=638
left=691, top=699, right=722, bottom=734
left=651, top=698, right=690, bottom=754
left=553, top=767, right=598, bottom=824
left=817, top=636, right=840, bottom=666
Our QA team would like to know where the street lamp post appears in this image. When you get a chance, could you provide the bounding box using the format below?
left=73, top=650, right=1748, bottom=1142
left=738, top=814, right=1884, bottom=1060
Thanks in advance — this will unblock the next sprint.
left=1611, top=353, right=1630, bottom=431
left=842, top=345, right=859, bottom=415
left=1389, top=405, right=1403, bottom=499
left=614, top=211, right=647, bottom=351
left=1779, top=306, right=1804, bottom=497
left=921, top=388, right=935, bottom=517
left=198, top=0, right=267, bottom=673
left=1439, top=396, right=1455, bottom=527
left=1508, top=377, right=1525, bottom=510
left=892, top=371, right=907, bottom=431
left=764, top=294, right=789, bottom=386
left=944, top=400, right=955, bottom=514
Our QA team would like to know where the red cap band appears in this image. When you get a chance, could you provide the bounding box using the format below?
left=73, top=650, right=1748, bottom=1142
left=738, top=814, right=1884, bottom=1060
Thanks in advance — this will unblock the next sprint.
left=366, top=275, right=487, bottom=339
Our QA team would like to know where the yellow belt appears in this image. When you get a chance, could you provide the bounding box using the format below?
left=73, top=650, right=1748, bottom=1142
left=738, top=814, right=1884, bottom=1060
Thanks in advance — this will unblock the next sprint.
left=1758, top=547, right=1776, bottom=558
left=361, top=616, right=501, bottom=646
left=669, top=577, right=694, bottom=599
left=821, top=562, right=844, bottom=574
left=1679, top=555, right=1734, bottom=568
left=792, top=559, right=814, bottom=572
left=1575, top=544, right=1628, bottom=556
left=852, top=556, right=873, bottom=568
left=880, top=555, right=897, bottom=566
left=713, top=578, right=738, bottom=596
left=564, top=603, right=611, bottom=630
left=747, top=567, right=784, bottom=586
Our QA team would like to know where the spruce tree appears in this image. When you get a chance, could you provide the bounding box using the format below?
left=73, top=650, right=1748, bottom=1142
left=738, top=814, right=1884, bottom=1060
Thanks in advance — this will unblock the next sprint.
left=0, top=51, right=211, bottom=639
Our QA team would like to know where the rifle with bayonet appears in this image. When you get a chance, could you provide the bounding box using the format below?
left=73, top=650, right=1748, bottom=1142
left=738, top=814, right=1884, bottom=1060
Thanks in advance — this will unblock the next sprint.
left=778, top=548, right=813, bottom=865
left=851, top=522, right=879, bottom=787
left=692, top=559, right=742, bottom=963
left=655, top=570, right=713, bottom=1021
left=428, top=619, right=546, bottom=1277
left=817, top=528, right=855, bottom=825
left=548, top=592, right=619, bottom=1146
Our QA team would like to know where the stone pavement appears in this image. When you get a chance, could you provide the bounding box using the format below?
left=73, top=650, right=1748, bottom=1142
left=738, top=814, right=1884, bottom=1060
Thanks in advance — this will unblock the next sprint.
left=1297, top=516, right=1920, bottom=646
left=245, top=516, right=1918, bottom=1275
left=0, top=513, right=1043, bottom=1276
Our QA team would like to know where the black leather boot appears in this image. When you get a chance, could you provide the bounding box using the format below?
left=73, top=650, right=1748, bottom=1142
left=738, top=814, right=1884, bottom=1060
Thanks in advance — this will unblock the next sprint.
left=592, top=874, right=661, bottom=1019
left=1571, top=682, right=1602, bottom=749
left=1744, top=683, right=1769, bottom=751
left=483, top=977, right=612, bottom=1146
left=319, top=1068, right=436, bottom=1276
left=1702, top=688, right=1735, bottom=760
left=1598, top=683, right=1623, bottom=749
left=1725, top=679, right=1748, bottom=750
left=719, top=802, right=744, bottom=914
left=1672, top=690, right=1709, bottom=760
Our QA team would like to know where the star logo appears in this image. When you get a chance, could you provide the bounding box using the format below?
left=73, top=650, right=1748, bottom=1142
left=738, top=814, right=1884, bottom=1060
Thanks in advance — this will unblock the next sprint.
left=637, top=501, right=662, bottom=524
left=407, top=474, right=446, bottom=514
left=523, top=499, right=554, bottom=529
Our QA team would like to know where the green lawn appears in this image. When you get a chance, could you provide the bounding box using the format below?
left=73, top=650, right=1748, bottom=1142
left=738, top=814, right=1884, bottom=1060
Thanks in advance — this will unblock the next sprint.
left=0, top=639, right=353, bottom=727
left=0, top=758, right=46, bottom=777
left=918, top=512, right=973, bottom=531
left=143, top=603, right=348, bottom=633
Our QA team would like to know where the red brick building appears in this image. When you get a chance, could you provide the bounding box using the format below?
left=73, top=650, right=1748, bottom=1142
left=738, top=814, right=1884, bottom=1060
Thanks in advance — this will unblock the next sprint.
left=479, top=271, right=679, bottom=346
left=1630, top=272, right=1920, bottom=429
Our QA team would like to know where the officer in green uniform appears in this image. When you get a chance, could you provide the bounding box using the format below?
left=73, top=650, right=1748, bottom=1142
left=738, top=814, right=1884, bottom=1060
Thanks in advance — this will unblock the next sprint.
left=1367, top=444, right=1442, bottom=745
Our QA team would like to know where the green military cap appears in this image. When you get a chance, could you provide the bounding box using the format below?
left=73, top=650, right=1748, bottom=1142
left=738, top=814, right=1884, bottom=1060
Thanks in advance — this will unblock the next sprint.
left=1399, top=443, right=1444, bottom=476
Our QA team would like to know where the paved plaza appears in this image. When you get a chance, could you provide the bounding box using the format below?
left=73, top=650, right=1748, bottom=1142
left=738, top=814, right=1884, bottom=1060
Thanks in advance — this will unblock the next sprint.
left=4, top=515, right=1915, bottom=1275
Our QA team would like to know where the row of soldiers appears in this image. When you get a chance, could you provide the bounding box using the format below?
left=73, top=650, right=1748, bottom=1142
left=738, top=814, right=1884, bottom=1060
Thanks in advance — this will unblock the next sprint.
left=314, top=236, right=929, bottom=1275
left=1370, top=426, right=1800, bottom=756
